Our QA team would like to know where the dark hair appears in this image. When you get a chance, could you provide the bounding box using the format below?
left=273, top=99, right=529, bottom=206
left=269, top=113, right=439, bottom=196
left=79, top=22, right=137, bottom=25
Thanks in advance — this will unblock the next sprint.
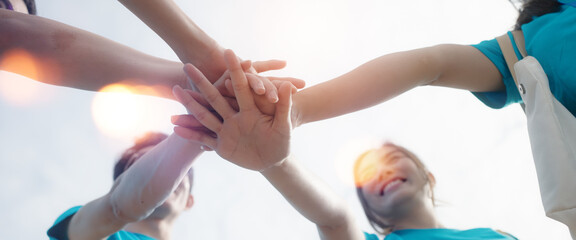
left=113, top=132, right=194, bottom=191
left=0, top=0, right=36, bottom=15
left=354, top=143, right=435, bottom=235
left=23, top=0, right=36, bottom=15
left=511, top=0, right=561, bottom=30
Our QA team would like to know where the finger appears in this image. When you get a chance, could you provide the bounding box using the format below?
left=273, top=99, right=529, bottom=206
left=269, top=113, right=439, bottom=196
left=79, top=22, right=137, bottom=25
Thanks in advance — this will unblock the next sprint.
left=272, top=80, right=298, bottom=94
left=241, top=60, right=252, bottom=72
left=171, top=114, right=203, bottom=128
left=173, top=126, right=217, bottom=149
left=242, top=60, right=259, bottom=75
left=213, top=71, right=234, bottom=97
left=273, top=81, right=294, bottom=130
left=224, top=96, right=240, bottom=111
left=224, top=49, right=256, bottom=111
left=269, top=77, right=306, bottom=89
left=173, top=85, right=222, bottom=133
left=252, top=60, right=287, bottom=73
left=259, top=75, right=279, bottom=103
left=247, top=73, right=266, bottom=95
left=183, top=89, right=213, bottom=109
left=224, top=79, right=234, bottom=97
left=183, top=64, right=235, bottom=118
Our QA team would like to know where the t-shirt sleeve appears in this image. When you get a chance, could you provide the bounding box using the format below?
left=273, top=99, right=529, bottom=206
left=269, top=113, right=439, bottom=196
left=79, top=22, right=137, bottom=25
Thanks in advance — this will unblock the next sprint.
left=470, top=38, right=523, bottom=109
left=364, top=232, right=380, bottom=240
left=47, top=206, right=82, bottom=240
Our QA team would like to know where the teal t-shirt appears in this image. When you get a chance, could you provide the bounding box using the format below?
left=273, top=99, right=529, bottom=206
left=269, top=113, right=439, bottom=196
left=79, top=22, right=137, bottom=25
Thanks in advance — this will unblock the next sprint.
left=471, top=2, right=576, bottom=116
left=47, top=206, right=156, bottom=240
left=364, top=228, right=517, bottom=240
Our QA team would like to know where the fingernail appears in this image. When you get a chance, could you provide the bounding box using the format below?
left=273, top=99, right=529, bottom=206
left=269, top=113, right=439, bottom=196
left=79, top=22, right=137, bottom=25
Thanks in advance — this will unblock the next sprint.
left=257, top=82, right=265, bottom=94
left=270, top=95, right=279, bottom=103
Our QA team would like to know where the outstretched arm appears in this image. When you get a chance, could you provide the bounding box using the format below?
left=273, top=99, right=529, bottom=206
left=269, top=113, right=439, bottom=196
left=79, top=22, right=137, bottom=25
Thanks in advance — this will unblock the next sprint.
left=260, top=158, right=364, bottom=240
left=292, top=44, right=503, bottom=126
left=117, top=0, right=307, bottom=102
left=172, top=49, right=363, bottom=240
left=66, top=134, right=203, bottom=240
left=117, top=0, right=226, bottom=83
left=0, top=9, right=187, bottom=99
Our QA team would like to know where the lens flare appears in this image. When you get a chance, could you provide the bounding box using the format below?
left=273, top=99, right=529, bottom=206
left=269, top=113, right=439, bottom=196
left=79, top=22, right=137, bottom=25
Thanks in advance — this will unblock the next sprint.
left=91, top=83, right=173, bottom=140
left=0, top=48, right=39, bottom=80
left=0, top=49, right=47, bottom=106
left=353, top=152, right=380, bottom=187
left=333, top=138, right=382, bottom=187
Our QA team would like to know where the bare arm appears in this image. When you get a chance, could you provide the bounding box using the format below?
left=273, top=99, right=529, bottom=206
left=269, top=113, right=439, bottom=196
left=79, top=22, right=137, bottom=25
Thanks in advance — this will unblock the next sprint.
left=0, top=9, right=188, bottom=99
left=261, top=158, right=364, bottom=240
left=117, top=0, right=226, bottom=83
left=292, top=44, right=503, bottom=126
left=172, top=49, right=363, bottom=240
left=67, top=134, right=203, bottom=240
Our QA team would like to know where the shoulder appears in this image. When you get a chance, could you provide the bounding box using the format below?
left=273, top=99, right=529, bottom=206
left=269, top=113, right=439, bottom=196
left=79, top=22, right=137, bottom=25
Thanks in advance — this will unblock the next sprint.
left=47, top=206, right=83, bottom=240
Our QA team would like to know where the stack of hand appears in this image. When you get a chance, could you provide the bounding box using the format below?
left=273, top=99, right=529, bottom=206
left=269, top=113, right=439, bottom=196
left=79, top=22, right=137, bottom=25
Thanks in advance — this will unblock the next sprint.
left=172, top=49, right=301, bottom=171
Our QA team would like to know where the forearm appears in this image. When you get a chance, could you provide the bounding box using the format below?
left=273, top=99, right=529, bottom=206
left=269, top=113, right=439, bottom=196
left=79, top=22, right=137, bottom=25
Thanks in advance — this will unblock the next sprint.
left=68, top=134, right=202, bottom=239
left=110, top=134, right=202, bottom=221
left=292, top=48, right=440, bottom=127
left=0, top=10, right=186, bottom=99
left=118, top=0, right=227, bottom=82
left=260, top=157, right=362, bottom=239
left=292, top=45, right=503, bottom=127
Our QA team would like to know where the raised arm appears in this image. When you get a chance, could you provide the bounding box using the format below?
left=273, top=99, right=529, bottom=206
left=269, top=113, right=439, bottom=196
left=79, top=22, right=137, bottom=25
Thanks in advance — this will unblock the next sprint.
left=0, top=9, right=188, bottom=99
left=172, top=49, right=363, bottom=240
left=117, top=0, right=307, bottom=102
left=291, top=44, right=503, bottom=126
left=117, top=0, right=226, bottom=83
left=66, top=134, right=203, bottom=240
left=260, top=158, right=364, bottom=240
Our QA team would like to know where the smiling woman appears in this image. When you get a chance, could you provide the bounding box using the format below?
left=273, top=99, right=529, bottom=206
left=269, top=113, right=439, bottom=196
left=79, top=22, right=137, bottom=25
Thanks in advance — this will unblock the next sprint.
left=352, top=143, right=517, bottom=239
left=354, top=143, right=438, bottom=235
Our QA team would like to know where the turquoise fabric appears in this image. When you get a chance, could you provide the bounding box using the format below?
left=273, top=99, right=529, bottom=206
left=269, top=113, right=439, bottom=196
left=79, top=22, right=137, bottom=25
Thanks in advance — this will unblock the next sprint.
left=559, top=0, right=576, bottom=5
left=47, top=206, right=156, bottom=240
left=471, top=4, right=576, bottom=116
left=364, top=228, right=517, bottom=240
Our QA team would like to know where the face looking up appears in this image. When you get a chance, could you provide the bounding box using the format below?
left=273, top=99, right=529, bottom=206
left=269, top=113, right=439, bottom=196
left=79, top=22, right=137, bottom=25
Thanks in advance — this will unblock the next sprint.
left=354, top=144, right=434, bottom=220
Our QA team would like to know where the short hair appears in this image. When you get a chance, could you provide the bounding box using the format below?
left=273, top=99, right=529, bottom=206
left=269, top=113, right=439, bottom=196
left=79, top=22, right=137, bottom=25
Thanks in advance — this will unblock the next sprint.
left=0, top=0, right=36, bottom=15
left=353, top=142, right=435, bottom=235
left=113, top=132, right=194, bottom=192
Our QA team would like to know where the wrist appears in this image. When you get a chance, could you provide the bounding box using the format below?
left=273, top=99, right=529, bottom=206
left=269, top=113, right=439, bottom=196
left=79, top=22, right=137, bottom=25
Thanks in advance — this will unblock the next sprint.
left=259, top=155, right=292, bottom=175
left=184, top=42, right=226, bottom=82
left=291, top=95, right=304, bottom=128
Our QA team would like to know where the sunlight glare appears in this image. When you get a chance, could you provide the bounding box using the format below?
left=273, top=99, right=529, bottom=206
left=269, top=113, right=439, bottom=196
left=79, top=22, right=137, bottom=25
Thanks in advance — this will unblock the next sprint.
left=91, top=83, right=175, bottom=141
left=0, top=49, right=39, bottom=80
left=0, top=49, right=46, bottom=106
left=334, top=137, right=381, bottom=187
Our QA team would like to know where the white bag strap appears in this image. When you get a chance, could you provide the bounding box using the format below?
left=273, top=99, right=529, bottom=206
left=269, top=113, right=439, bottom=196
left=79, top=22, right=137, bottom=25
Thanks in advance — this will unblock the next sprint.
left=496, top=31, right=527, bottom=110
left=496, top=31, right=527, bottom=82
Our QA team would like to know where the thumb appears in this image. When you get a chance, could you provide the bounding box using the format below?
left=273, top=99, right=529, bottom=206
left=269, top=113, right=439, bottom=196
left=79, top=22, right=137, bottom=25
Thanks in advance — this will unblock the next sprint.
left=273, top=82, right=293, bottom=130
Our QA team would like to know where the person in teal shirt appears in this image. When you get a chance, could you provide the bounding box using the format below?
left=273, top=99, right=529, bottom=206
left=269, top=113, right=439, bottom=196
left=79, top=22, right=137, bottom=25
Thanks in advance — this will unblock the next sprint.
left=165, top=1, right=572, bottom=238
left=169, top=49, right=517, bottom=240
left=472, top=0, right=576, bottom=115
left=47, top=132, right=202, bottom=240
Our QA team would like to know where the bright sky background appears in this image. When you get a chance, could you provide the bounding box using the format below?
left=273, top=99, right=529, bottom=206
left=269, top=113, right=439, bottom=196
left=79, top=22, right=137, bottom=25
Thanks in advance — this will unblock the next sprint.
left=0, top=0, right=571, bottom=239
